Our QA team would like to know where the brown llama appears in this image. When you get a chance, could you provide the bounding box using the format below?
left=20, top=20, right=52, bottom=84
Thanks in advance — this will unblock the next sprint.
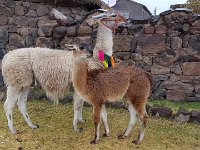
left=71, top=47, right=152, bottom=144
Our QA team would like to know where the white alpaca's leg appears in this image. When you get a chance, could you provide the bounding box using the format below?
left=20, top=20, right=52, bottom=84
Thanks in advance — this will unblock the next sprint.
left=17, top=88, right=39, bottom=129
left=73, top=92, right=84, bottom=132
left=101, top=104, right=109, bottom=136
left=4, top=86, right=19, bottom=134
left=118, top=103, right=137, bottom=138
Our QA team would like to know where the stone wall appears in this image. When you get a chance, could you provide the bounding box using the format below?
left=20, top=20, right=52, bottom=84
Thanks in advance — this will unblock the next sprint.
left=113, top=10, right=200, bottom=102
left=0, top=1, right=200, bottom=102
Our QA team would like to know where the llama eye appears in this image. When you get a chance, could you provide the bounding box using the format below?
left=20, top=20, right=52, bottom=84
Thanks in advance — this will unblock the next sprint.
left=79, top=46, right=84, bottom=50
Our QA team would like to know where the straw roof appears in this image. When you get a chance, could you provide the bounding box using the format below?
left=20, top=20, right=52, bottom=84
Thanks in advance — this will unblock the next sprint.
left=27, top=0, right=110, bottom=10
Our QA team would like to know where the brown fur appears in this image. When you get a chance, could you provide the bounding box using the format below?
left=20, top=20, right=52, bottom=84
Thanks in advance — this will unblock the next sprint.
left=72, top=50, right=151, bottom=144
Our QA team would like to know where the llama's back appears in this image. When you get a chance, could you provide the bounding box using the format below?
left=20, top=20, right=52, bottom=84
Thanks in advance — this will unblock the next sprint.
left=87, top=65, right=132, bottom=103
left=2, top=48, right=33, bottom=88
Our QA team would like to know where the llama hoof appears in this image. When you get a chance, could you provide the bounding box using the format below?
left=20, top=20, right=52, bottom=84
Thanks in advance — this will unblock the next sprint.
left=78, top=127, right=83, bottom=132
left=31, top=124, right=39, bottom=129
left=74, top=127, right=83, bottom=133
left=90, top=140, right=97, bottom=144
left=78, top=119, right=85, bottom=123
left=117, top=134, right=125, bottom=139
left=12, top=130, right=23, bottom=134
left=132, top=140, right=140, bottom=145
left=102, top=133, right=109, bottom=137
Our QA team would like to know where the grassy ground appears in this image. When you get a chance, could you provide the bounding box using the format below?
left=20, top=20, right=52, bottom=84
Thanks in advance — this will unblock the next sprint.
left=0, top=100, right=199, bottom=150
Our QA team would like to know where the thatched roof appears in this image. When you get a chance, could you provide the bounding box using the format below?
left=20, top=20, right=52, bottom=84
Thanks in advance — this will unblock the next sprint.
left=26, top=0, right=110, bottom=10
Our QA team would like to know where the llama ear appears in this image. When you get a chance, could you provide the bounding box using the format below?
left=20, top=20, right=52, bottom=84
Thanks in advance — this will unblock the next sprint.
left=92, top=13, right=106, bottom=20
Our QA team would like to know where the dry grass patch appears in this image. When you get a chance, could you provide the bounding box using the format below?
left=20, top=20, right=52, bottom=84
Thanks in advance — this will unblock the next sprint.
left=0, top=100, right=199, bottom=150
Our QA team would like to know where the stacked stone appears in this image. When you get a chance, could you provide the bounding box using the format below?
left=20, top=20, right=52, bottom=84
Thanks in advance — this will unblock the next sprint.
left=0, top=0, right=92, bottom=54
left=113, top=9, right=200, bottom=102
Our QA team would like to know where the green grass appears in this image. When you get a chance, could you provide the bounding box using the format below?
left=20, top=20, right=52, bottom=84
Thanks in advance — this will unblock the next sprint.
left=0, top=100, right=200, bottom=150
left=148, top=99, right=200, bottom=111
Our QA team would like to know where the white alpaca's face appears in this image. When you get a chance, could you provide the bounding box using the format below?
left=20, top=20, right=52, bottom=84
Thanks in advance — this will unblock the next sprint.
left=92, top=10, right=127, bottom=27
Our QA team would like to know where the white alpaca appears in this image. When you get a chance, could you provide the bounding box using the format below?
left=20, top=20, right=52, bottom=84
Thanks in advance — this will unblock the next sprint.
left=2, top=10, right=126, bottom=134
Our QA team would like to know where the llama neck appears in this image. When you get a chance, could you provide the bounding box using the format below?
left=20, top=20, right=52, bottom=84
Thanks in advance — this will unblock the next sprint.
left=72, top=59, right=88, bottom=96
left=93, top=23, right=113, bottom=58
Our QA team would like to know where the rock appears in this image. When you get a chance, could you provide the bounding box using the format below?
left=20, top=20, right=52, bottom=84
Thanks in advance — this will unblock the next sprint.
left=35, top=37, right=53, bottom=48
left=182, top=23, right=190, bottom=32
left=170, top=75, right=193, bottom=83
left=37, top=5, right=49, bottom=16
left=143, top=56, right=152, bottom=65
left=193, top=77, right=200, bottom=84
left=174, top=112, right=190, bottom=123
left=113, top=35, right=132, bottom=52
left=29, top=28, right=38, bottom=37
left=136, top=61, right=145, bottom=68
left=37, top=16, right=53, bottom=27
left=182, top=62, right=200, bottom=76
left=131, top=53, right=143, bottom=61
left=0, top=6, right=12, bottom=17
left=151, top=65, right=170, bottom=75
left=0, top=28, right=8, bottom=42
left=13, top=16, right=29, bottom=26
left=0, top=15, right=8, bottom=25
left=110, top=101, right=126, bottom=109
left=26, top=10, right=37, bottom=17
left=66, top=26, right=77, bottom=37
left=170, top=65, right=182, bottom=75
left=154, top=75, right=169, bottom=81
left=59, top=96, right=73, bottom=104
left=0, top=48, right=5, bottom=59
left=78, top=25, right=92, bottom=36
left=166, top=90, right=185, bottom=101
left=155, top=25, right=167, bottom=34
left=150, top=104, right=173, bottom=118
left=162, top=81, right=194, bottom=92
left=154, top=53, right=174, bottom=67
left=190, top=111, right=200, bottom=123
left=190, top=27, right=200, bottom=34
left=137, top=34, right=166, bottom=55
left=38, top=25, right=54, bottom=37
left=9, top=33, right=24, bottom=48
left=144, top=26, right=154, bottom=34
left=115, top=52, right=131, bottom=60
left=28, top=18, right=38, bottom=28
left=189, top=36, right=200, bottom=51
left=195, top=84, right=200, bottom=94
left=25, top=35, right=34, bottom=46
left=53, top=26, right=66, bottom=39
left=175, top=55, right=200, bottom=63
left=167, top=30, right=181, bottom=37
left=15, top=3, right=24, bottom=16
left=182, top=34, right=190, bottom=48
left=171, top=36, right=182, bottom=49
left=8, top=25, right=18, bottom=33
left=19, top=26, right=29, bottom=38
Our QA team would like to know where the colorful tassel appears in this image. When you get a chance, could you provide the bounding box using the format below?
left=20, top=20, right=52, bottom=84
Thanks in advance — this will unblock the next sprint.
left=98, top=50, right=115, bottom=68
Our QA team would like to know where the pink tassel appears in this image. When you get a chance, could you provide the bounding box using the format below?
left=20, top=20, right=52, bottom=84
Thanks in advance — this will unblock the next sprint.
left=98, top=50, right=104, bottom=61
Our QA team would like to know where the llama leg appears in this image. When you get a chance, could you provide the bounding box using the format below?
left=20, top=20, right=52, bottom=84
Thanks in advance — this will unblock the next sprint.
left=73, top=92, right=84, bottom=132
left=90, top=104, right=102, bottom=144
left=78, top=99, right=84, bottom=123
left=4, top=86, right=19, bottom=134
left=118, top=103, right=137, bottom=139
left=101, top=104, right=109, bottom=137
left=133, top=108, right=148, bottom=144
left=17, top=88, right=39, bottom=129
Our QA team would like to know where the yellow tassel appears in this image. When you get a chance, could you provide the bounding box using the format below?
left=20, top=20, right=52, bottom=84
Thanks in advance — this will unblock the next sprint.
left=103, top=60, right=108, bottom=68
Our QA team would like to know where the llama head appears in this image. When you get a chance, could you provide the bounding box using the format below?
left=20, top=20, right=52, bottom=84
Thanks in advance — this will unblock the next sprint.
left=92, top=10, right=127, bottom=30
left=65, top=44, right=92, bottom=61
